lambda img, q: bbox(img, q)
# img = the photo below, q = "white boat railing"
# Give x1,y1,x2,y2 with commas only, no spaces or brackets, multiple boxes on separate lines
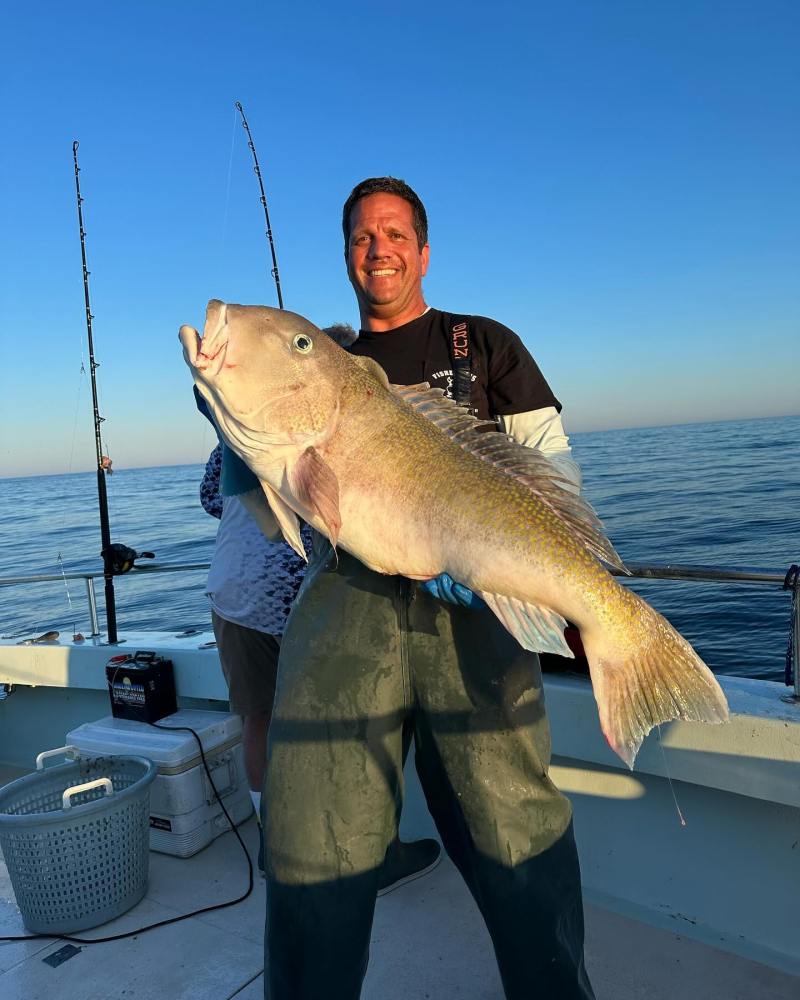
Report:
1,561,798,699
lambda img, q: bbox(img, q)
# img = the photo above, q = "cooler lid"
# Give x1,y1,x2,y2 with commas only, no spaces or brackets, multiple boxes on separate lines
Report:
66,709,242,770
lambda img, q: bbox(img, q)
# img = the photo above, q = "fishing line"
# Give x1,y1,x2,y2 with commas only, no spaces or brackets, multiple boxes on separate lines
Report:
60,304,91,493
657,724,686,827
55,322,90,542
56,552,79,639
63,367,87,487
194,108,240,469
55,364,88,544
219,105,238,261
34,359,93,638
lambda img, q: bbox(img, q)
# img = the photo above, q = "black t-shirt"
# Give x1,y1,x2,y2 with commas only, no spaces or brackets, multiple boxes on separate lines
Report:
348,308,560,422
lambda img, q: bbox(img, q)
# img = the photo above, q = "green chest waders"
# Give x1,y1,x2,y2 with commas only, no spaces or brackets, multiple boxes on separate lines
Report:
264,543,594,1000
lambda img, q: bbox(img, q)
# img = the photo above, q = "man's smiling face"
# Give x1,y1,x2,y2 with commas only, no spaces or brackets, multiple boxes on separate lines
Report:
346,192,430,330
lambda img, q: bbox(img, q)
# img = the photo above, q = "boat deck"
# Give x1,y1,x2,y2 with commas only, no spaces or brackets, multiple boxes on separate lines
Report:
1,808,798,1000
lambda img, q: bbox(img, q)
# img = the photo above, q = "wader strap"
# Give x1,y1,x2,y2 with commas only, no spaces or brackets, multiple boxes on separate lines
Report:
449,316,473,410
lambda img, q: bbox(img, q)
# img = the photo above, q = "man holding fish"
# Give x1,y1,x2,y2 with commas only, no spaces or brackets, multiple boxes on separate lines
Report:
278,176,591,998
180,177,727,999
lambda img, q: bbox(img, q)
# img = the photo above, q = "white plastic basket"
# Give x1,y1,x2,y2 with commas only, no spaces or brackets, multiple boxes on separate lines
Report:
0,746,157,935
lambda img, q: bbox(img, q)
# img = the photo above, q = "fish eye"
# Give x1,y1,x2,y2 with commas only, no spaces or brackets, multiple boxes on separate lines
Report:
292,333,313,354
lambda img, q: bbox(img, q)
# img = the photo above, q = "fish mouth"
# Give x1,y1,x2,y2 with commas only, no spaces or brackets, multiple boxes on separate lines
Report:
197,337,228,372
179,300,229,379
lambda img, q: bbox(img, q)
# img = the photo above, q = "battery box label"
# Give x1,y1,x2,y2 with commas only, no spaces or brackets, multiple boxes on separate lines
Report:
111,681,146,705
149,816,173,831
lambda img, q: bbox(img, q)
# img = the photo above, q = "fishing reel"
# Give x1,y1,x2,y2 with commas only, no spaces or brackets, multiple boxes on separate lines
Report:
101,543,155,575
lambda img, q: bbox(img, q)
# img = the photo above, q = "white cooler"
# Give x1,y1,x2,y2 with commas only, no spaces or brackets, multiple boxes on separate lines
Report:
66,709,253,858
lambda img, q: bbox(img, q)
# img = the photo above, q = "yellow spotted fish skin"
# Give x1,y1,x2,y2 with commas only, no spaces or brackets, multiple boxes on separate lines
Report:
181,300,729,767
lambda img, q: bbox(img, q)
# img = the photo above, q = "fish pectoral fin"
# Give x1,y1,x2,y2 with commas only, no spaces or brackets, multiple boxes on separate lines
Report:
352,355,390,388
480,593,574,657
256,481,308,560
289,446,342,548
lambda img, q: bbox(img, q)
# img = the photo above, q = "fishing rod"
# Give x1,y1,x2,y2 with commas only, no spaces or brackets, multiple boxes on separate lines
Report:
72,140,118,643
235,101,284,309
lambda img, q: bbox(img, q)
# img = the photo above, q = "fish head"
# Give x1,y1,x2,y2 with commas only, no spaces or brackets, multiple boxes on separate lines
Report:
180,299,347,472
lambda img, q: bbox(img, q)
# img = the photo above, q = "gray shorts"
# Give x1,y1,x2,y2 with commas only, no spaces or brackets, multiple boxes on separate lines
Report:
211,609,280,716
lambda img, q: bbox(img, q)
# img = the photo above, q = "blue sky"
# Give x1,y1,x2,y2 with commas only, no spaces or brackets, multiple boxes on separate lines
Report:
1,1,798,478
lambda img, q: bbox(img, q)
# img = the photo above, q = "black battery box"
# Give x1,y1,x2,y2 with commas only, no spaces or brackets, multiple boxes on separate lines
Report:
106,650,178,723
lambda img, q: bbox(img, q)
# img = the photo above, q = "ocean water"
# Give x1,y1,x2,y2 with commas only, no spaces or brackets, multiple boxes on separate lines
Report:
1,415,798,682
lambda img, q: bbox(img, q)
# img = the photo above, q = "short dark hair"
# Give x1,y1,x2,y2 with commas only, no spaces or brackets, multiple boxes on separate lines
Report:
321,322,358,347
342,177,428,252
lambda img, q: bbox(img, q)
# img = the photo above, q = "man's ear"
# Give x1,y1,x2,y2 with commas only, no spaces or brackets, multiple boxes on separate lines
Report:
420,243,430,277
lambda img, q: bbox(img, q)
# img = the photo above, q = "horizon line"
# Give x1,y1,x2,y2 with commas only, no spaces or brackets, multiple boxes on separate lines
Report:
2,411,798,482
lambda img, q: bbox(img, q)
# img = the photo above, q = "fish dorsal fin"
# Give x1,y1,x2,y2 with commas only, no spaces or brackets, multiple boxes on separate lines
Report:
352,355,390,388
392,383,626,573
480,593,574,657
257,481,308,560
288,446,342,549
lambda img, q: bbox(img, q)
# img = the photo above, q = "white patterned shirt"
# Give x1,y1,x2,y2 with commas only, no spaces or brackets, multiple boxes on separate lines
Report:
201,446,311,636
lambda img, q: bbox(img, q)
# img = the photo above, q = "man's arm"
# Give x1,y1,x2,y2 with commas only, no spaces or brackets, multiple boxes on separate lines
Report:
477,318,582,494
497,407,582,495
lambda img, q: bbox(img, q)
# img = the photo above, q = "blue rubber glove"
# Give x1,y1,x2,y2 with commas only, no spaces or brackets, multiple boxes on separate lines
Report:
420,573,486,609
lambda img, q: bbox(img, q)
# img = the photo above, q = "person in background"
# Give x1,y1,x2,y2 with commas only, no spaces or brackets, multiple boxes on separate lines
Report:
199,444,309,874
262,178,594,999
197,322,441,890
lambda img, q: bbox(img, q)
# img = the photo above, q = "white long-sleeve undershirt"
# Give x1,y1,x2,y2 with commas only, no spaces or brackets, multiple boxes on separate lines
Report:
497,407,582,495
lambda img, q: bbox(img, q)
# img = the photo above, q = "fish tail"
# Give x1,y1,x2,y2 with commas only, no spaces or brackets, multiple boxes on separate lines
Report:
582,589,729,769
